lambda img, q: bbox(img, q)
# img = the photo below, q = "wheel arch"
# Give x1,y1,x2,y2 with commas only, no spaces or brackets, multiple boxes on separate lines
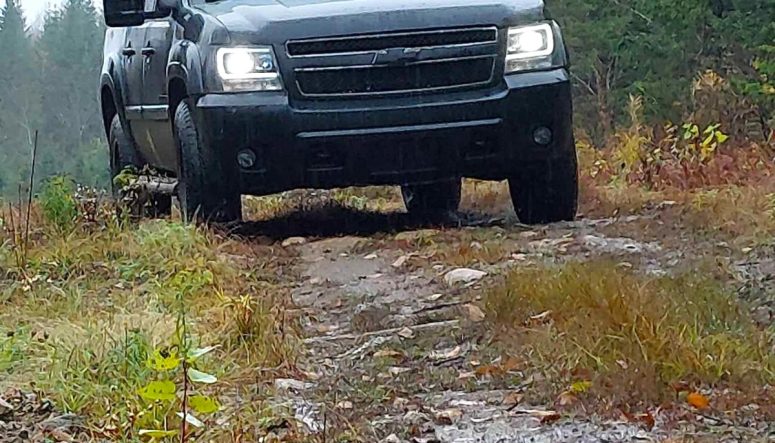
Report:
167,40,205,118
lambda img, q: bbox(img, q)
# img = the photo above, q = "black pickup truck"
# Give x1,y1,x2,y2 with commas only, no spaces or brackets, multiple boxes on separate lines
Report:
100,0,577,224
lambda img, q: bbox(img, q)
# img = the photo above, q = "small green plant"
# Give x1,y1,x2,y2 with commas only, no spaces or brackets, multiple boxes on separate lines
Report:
39,176,78,232
135,343,222,441
678,122,729,162
0,328,27,372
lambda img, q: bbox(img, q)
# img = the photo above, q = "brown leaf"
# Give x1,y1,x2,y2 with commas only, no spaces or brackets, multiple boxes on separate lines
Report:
474,364,500,377
557,391,577,406
635,412,655,430
502,392,524,407
502,356,522,372
540,412,562,424
434,408,463,425
687,392,710,410
513,408,561,424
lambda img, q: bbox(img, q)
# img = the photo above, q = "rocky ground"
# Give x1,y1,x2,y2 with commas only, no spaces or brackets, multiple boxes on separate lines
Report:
235,197,773,443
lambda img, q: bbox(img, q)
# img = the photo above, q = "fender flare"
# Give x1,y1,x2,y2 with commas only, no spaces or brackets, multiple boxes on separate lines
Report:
167,41,205,102
100,56,133,140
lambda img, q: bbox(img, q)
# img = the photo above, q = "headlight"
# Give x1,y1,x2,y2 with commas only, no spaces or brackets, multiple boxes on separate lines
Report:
216,47,283,92
506,23,556,73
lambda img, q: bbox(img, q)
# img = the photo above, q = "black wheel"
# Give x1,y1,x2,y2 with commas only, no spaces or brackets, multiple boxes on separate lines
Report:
173,100,242,224
508,149,578,224
401,179,461,217
108,114,171,218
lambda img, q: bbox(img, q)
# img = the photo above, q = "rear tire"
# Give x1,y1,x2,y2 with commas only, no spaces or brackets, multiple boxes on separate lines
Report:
508,148,578,224
173,100,242,224
108,114,171,218
401,179,461,218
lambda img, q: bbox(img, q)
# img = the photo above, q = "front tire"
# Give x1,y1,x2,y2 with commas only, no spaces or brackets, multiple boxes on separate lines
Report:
173,101,242,224
508,149,578,224
108,114,171,218
401,179,461,218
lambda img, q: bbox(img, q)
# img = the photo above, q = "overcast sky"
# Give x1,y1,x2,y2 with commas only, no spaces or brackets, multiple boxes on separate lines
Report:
1,0,100,26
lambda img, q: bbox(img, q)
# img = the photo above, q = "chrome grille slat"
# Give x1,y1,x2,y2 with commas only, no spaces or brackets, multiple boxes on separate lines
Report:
286,27,500,97
286,27,498,58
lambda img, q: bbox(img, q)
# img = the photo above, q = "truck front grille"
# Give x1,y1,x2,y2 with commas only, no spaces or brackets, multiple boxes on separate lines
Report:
286,28,497,57
295,56,495,96
286,27,500,97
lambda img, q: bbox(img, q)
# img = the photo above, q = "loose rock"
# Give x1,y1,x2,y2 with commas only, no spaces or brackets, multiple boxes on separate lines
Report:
444,268,487,286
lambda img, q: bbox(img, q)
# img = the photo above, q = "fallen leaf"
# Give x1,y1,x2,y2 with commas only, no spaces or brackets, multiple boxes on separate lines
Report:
502,356,521,372
428,346,462,361
434,408,463,425
475,364,500,377
634,412,655,430
364,253,378,260
389,367,412,376
397,327,415,339
335,400,353,410
557,391,577,406
502,392,524,407
514,409,561,424
427,293,444,301
461,304,486,322
392,255,410,268
687,392,710,410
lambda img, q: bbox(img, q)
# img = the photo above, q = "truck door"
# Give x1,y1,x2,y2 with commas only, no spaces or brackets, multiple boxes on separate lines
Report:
122,26,145,121
135,18,177,172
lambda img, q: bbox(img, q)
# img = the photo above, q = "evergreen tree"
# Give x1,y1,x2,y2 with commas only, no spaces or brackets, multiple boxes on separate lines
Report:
37,0,106,187
0,0,39,192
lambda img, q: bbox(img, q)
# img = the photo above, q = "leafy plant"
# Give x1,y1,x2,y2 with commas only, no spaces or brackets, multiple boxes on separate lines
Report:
39,176,78,232
135,343,222,441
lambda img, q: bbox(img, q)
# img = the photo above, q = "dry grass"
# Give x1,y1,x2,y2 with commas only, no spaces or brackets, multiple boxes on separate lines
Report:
0,212,298,440
484,261,774,409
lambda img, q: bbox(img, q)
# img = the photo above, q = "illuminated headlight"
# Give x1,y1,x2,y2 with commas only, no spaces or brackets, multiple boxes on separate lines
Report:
216,47,283,92
505,23,556,73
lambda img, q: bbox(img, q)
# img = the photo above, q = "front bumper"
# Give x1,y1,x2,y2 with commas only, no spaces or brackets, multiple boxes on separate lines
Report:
193,68,573,195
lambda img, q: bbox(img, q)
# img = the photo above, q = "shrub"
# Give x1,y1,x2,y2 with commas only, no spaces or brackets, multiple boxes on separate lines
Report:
39,176,78,232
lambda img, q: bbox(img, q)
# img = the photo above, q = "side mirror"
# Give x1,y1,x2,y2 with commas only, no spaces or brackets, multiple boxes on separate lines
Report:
103,0,146,27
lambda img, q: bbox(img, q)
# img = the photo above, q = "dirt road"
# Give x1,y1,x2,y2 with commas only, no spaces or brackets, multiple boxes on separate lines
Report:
231,189,774,443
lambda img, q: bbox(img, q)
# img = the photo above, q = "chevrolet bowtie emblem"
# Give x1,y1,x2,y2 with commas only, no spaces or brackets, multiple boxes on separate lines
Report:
373,47,424,66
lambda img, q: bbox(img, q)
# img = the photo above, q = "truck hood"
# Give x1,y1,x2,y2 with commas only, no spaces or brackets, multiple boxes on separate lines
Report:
198,0,545,44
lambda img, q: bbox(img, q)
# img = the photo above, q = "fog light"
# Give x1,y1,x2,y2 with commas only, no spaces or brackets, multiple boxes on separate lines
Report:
237,149,256,169
533,127,553,146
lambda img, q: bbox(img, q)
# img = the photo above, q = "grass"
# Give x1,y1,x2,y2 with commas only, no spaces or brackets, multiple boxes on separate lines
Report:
484,261,774,410
0,211,299,441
